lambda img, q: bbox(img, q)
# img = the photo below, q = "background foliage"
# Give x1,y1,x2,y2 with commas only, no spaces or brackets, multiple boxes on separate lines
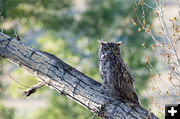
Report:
0,0,156,118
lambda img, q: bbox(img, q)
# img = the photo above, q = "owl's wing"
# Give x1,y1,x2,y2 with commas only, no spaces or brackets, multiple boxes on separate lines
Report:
115,62,139,103
118,81,139,104
121,61,135,83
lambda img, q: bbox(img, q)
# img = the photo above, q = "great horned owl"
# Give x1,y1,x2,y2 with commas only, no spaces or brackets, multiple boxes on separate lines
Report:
98,41,139,104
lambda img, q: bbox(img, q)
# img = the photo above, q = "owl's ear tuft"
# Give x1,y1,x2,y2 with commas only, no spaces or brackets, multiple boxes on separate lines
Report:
117,41,122,45
98,40,102,43
98,40,106,45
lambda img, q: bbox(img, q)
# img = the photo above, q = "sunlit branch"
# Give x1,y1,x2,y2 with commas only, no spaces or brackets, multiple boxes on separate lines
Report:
157,0,180,66
143,3,156,10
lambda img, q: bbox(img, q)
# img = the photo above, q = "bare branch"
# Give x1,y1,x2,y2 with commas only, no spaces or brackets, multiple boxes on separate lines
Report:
22,82,45,97
1,16,4,33
143,3,156,10
157,0,180,66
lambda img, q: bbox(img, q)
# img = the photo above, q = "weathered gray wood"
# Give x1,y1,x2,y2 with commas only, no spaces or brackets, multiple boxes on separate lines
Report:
0,32,159,119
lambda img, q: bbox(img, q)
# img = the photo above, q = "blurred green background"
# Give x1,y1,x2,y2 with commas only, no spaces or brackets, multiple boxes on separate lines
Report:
0,0,157,119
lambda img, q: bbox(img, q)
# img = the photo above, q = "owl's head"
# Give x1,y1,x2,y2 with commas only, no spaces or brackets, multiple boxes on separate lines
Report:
99,40,122,55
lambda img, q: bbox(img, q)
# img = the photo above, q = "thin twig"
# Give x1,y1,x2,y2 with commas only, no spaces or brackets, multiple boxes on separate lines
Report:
157,0,180,66
9,73,30,88
177,0,180,16
160,54,180,81
135,12,158,44
13,21,17,35
143,3,156,10
91,114,96,119
1,16,4,33
148,62,171,88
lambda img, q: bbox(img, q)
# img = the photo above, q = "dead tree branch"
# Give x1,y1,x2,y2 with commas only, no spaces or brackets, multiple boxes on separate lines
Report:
0,32,159,119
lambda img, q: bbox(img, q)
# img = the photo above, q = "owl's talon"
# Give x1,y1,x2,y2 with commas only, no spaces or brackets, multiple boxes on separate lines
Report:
98,102,110,113
91,102,110,119
100,86,107,94
125,102,135,108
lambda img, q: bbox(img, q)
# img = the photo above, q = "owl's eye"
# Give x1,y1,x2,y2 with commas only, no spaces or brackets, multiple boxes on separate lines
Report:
104,47,109,51
114,47,118,51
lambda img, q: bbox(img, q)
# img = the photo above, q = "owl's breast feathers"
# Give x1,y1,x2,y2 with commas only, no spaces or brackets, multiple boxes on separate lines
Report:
99,54,135,83
120,59,135,83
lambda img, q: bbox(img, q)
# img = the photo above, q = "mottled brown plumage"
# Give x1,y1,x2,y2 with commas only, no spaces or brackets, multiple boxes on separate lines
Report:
98,41,139,104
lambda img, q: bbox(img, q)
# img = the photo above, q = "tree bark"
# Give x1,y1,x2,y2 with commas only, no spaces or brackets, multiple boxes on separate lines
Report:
0,32,159,119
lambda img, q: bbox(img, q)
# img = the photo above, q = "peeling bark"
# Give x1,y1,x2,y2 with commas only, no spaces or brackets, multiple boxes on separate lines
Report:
0,32,159,119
